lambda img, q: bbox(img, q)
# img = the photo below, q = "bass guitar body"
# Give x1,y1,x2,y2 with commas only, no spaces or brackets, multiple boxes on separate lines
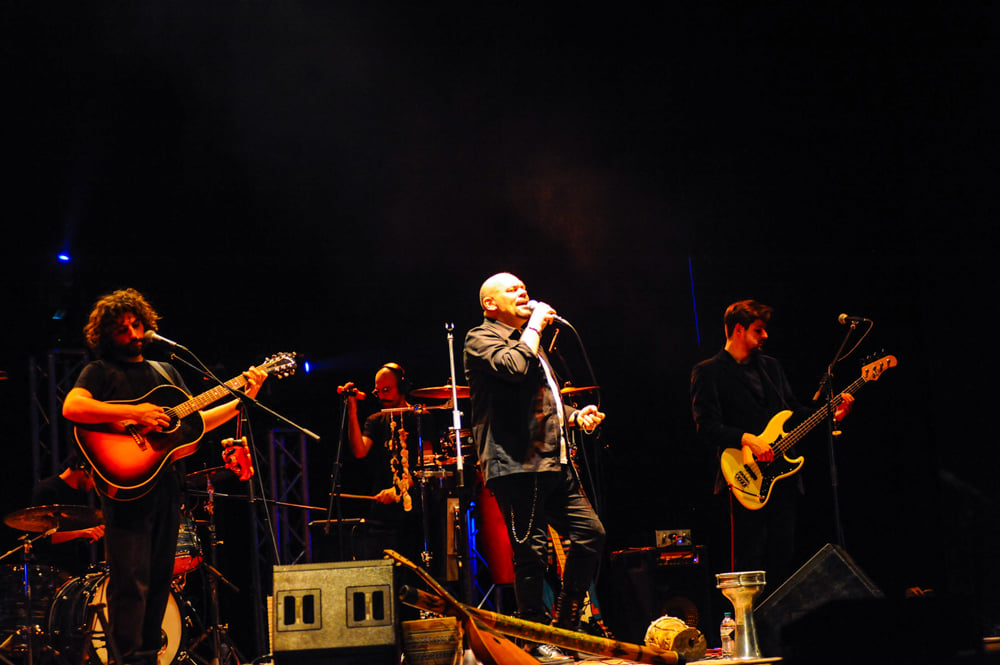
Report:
719,410,803,511
719,354,896,511
75,384,206,500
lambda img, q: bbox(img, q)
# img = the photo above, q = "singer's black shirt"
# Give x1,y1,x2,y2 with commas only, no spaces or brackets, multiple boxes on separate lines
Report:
463,317,578,485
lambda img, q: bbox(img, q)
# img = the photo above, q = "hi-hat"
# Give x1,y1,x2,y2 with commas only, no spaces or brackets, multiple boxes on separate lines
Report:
410,385,470,400
4,505,103,533
560,385,599,396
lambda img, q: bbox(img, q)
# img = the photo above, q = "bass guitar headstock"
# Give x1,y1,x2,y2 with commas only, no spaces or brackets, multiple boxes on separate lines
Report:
861,353,897,382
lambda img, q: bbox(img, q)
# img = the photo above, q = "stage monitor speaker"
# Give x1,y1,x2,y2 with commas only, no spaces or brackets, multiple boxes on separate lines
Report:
754,543,882,656
609,546,713,645
272,559,399,665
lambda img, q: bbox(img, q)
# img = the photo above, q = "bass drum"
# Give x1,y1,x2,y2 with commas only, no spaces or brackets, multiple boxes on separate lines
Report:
48,572,185,665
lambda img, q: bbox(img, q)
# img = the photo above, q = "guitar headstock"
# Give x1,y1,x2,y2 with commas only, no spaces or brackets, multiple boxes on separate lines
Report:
260,352,298,379
861,354,897,381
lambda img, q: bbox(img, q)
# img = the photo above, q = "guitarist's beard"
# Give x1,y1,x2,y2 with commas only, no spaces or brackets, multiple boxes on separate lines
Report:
110,338,144,361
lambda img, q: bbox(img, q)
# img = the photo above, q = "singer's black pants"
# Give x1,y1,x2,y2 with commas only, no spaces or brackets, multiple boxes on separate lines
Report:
487,466,605,624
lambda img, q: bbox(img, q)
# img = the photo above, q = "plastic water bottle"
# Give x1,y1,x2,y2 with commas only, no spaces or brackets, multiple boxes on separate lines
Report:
720,611,736,658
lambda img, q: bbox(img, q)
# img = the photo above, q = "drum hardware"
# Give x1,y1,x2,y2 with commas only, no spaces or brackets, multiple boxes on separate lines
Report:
716,570,766,660
0,535,52,665
182,474,243,665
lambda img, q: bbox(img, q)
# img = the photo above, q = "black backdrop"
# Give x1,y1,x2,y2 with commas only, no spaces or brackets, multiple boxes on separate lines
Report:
2,1,997,652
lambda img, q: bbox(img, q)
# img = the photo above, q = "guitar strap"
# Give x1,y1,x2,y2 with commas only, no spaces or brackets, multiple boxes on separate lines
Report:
148,360,178,387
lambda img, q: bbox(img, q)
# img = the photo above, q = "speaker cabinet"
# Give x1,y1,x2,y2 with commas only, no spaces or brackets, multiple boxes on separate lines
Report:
754,543,882,656
272,559,399,665
609,546,713,645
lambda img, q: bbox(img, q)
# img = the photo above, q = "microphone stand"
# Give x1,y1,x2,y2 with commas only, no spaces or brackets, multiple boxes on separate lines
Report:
323,395,352,560
156,347,319,662
812,321,857,550
165,352,320,443
444,323,474,605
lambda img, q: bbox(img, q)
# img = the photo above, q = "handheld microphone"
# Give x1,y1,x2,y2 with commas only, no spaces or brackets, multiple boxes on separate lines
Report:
143,330,187,349
337,385,368,400
526,299,570,326
838,313,871,325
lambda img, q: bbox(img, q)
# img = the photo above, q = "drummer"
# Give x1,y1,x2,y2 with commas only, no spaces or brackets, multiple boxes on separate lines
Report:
338,363,441,569
30,452,105,578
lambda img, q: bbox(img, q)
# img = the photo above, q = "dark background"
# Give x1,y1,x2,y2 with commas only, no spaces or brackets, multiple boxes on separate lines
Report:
2,1,997,653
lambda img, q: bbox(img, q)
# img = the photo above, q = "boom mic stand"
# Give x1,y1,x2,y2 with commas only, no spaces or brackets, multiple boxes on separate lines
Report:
153,346,318,662
812,322,857,550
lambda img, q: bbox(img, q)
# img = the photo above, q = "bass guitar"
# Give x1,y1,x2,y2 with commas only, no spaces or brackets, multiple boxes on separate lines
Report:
720,354,896,511
75,353,296,500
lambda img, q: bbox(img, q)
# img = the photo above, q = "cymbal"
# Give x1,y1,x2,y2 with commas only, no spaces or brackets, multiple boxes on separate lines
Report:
4,504,103,533
560,385,599,396
410,385,470,400
186,466,236,488
380,404,450,414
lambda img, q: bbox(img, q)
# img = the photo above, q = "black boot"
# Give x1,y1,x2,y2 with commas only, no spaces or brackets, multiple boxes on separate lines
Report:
552,592,584,632
552,592,588,661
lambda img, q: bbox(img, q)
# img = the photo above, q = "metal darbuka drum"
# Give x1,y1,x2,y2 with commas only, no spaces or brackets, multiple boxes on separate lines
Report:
173,514,203,577
48,572,185,665
716,570,766,659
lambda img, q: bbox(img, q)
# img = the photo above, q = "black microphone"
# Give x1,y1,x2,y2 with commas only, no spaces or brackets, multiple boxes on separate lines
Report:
526,299,570,326
143,330,187,349
337,385,368,400
838,313,871,325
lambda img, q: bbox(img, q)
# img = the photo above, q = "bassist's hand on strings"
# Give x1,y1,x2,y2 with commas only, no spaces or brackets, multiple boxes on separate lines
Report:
742,432,773,464
833,392,855,421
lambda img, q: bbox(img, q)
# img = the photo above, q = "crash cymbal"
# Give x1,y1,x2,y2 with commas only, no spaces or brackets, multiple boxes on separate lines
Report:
410,385,470,400
4,505,103,533
559,385,599,396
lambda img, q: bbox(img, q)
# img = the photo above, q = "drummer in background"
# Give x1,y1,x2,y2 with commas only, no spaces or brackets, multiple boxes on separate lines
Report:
338,363,441,570
30,452,105,578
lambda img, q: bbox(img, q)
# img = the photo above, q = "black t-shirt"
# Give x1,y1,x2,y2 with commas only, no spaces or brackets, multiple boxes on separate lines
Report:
74,358,188,403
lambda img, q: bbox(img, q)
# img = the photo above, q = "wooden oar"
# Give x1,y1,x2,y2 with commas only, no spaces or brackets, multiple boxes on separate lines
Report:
384,549,539,665
398,585,690,665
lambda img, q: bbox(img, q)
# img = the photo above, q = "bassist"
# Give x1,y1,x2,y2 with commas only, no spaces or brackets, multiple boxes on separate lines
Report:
690,300,853,588
62,288,267,665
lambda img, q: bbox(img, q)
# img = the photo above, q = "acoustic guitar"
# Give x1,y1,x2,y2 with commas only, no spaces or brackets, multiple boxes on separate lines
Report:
75,353,296,500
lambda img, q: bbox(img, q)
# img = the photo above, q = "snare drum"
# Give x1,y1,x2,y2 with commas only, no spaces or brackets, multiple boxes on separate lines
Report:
173,514,203,577
48,571,185,665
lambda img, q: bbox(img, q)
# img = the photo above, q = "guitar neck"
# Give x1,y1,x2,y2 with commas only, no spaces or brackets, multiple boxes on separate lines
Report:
773,373,867,455
169,375,249,420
